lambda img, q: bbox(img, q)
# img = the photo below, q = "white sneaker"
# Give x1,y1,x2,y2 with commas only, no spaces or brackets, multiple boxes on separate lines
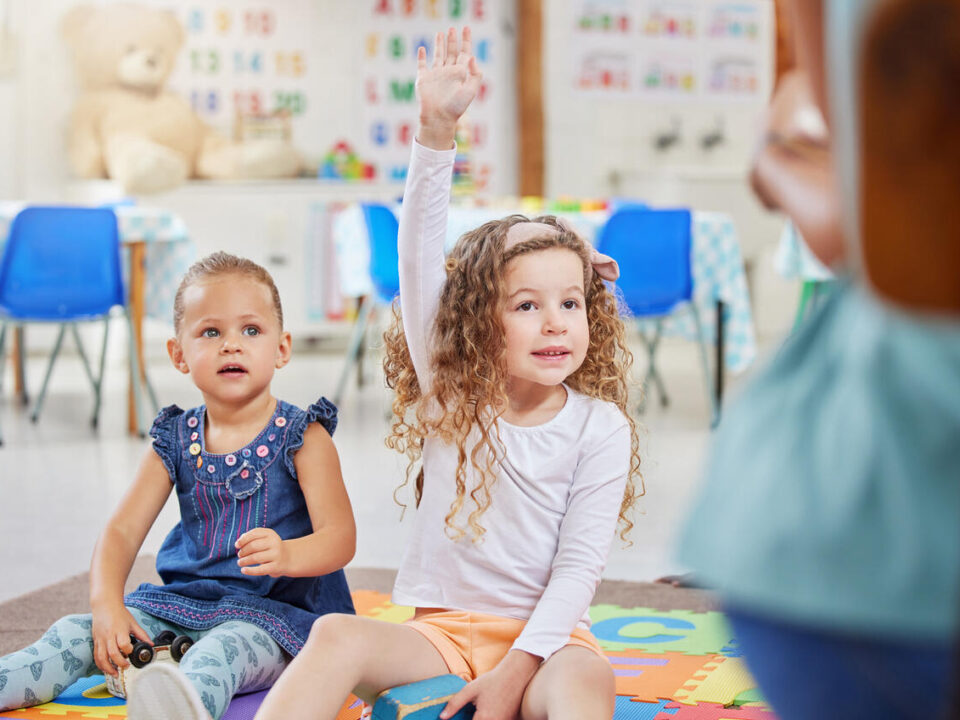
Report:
126,662,213,720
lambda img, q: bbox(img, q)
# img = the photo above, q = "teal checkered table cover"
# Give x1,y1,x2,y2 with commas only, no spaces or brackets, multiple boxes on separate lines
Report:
0,202,195,323
774,220,834,282
333,204,757,373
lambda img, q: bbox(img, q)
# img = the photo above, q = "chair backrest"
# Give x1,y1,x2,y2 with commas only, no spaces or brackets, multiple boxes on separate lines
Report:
596,207,693,316
0,206,125,320
361,203,400,303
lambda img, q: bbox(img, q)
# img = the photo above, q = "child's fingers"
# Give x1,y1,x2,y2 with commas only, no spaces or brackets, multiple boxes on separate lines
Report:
240,559,277,576
445,26,457,64
439,683,475,719
235,529,257,548
105,637,128,673
460,26,472,59
130,620,153,646
238,549,275,567
417,44,427,70
93,638,116,677
433,30,444,68
117,631,134,655
236,527,271,549
237,536,274,557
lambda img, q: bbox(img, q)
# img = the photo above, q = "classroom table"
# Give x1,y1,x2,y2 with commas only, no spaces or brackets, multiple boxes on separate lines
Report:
0,203,194,434
775,220,838,329
332,203,756,403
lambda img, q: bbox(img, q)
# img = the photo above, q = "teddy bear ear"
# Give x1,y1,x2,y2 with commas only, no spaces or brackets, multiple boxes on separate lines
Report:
160,9,186,52
61,4,94,49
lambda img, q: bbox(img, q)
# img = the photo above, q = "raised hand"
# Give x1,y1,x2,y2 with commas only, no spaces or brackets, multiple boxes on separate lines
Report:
415,26,483,150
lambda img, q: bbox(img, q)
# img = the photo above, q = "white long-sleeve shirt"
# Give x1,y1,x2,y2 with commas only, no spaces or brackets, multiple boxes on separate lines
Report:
391,140,631,661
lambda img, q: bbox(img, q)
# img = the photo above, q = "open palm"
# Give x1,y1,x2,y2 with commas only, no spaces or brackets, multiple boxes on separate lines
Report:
416,27,483,128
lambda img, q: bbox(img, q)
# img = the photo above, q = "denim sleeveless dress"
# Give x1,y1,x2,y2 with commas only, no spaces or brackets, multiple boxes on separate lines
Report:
125,397,355,656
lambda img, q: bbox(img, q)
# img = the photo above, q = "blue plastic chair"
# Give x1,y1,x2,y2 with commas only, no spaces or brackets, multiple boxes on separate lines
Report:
333,203,400,406
0,206,149,445
596,207,718,426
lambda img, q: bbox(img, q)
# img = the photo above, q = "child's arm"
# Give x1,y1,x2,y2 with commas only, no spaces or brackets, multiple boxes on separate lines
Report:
89,448,174,676
398,28,481,389
236,422,356,577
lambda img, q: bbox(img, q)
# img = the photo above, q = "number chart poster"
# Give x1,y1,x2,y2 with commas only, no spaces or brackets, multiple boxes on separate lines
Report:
359,0,502,190
160,2,324,159
571,0,773,103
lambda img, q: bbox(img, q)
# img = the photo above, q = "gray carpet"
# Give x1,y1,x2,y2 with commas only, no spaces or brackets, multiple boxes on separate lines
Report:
0,556,718,656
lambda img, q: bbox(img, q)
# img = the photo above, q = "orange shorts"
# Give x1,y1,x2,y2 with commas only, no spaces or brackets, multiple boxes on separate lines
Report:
406,609,607,681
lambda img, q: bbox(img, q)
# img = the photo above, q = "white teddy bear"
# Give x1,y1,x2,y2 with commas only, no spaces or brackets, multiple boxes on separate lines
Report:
62,3,301,193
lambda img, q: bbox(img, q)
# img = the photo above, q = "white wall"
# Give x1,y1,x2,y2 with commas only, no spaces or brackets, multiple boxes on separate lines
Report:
1,0,794,342
543,2,795,338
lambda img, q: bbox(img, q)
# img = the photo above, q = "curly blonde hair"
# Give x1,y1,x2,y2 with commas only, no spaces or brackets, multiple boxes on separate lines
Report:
383,214,643,542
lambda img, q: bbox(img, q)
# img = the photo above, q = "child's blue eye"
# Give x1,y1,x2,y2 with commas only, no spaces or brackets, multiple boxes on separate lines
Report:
202,328,219,338
242,326,261,337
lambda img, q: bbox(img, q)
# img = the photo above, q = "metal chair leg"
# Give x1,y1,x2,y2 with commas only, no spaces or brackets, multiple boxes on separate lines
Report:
16,325,27,407
31,324,67,423
333,296,373,407
89,317,110,429
143,371,159,416
0,322,6,397
689,303,719,428
648,320,668,408
70,324,98,395
637,321,668,413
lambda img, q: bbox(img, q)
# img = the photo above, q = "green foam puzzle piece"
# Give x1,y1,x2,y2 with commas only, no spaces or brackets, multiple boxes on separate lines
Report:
731,687,768,707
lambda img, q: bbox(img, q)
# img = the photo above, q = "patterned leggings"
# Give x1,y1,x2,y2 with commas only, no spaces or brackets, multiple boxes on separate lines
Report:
0,607,289,720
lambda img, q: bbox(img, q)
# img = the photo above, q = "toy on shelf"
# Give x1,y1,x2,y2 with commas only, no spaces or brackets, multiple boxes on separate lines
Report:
452,116,475,197
546,196,609,213
104,630,194,699
235,109,293,143
319,140,376,180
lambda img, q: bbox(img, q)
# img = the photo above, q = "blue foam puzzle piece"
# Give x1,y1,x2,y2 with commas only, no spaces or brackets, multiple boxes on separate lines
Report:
372,674,474,720
615,696,678,719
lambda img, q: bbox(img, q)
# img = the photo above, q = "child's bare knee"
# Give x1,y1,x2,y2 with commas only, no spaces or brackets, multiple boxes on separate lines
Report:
307,613,356,649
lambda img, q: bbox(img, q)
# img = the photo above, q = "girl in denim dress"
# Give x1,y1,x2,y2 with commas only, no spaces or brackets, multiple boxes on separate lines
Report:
0,253,356,720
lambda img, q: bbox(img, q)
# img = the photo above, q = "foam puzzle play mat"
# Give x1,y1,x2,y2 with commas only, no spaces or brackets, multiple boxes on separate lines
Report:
0,591,777,720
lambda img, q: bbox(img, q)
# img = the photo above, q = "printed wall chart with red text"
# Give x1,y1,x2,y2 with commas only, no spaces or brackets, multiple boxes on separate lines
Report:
572,0,774,103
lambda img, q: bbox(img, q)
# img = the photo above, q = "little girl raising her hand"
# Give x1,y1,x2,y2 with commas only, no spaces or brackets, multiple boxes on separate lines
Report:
0,252,356,720
255,28,641,720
